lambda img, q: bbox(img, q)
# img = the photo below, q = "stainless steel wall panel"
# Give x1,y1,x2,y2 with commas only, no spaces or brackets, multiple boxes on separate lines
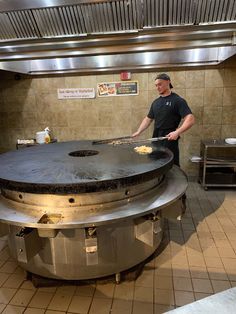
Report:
131,0,136,28
147,0,151,26
89,5,98,32
40,9,53,37
58,7,67,34
178,0,183,24
45,9,57,36
116,1,123,30
191,0,198,24
186,0,191,24
143,0,147,25
68,6,77,34
25,10,41,37
169,0,174,25
0,0,235,41
124,1,130,29
155,0,159,26
213,0,220,22
150,0,154,27
127,0,132,29
80,5,91,33
62,7,73,34
33,10,44,36
173,0,178,25
75,5,86,34
181,0,186,24
17,12,30,37
111,2,118,31
48,8,58,35
195,0,201,24
163,0,167,25
231,1,236,20
97,4,105,32
10,12,25,38
0,0,134,12
120,1,126,30
221,0,229,21
95,5,103,32
135,0,142,29
86,5,94,32
104,2,112,31
208,1,215,22
0,13,16,40
159,0,163,26
227,0,235,20
204,0,211,23
217,0,224,21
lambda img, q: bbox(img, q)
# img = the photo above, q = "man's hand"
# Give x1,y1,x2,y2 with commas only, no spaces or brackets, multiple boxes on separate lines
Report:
132,117,153,138
166,130,180,140
132,131,140,138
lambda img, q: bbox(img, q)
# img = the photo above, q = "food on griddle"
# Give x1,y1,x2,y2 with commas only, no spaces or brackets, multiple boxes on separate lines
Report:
134,146,153,154
109,140,122,145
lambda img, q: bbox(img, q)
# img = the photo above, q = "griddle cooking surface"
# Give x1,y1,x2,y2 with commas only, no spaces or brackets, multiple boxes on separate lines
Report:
0,141,173,193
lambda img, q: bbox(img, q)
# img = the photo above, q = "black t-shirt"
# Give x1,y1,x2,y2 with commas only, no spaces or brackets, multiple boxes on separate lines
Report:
147,92,192,131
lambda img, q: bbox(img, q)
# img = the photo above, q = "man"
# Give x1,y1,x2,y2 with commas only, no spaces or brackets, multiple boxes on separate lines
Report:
133,73,195,166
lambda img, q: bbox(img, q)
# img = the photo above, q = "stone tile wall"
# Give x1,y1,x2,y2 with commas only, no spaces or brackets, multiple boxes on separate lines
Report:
0,55,236,176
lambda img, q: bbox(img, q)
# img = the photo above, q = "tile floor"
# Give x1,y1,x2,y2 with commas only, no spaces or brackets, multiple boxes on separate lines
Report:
0,181,235,314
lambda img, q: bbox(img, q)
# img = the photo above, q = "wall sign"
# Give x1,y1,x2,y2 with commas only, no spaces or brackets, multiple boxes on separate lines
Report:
97,81,138,97
57,88,95,99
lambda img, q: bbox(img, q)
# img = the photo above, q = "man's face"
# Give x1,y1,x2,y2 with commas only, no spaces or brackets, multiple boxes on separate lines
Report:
155,79,170,95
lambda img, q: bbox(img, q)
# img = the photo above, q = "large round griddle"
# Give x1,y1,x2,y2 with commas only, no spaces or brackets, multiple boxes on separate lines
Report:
0,141,173,194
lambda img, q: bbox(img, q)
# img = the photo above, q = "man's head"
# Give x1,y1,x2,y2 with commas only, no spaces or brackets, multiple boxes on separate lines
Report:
154,73,173,95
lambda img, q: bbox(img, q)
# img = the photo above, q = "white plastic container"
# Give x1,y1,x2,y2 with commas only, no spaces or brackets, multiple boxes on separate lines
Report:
36,131,47,144
225,138,236,144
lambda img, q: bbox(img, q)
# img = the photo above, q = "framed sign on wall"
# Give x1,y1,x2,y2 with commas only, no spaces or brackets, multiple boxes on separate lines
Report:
97,81,139,97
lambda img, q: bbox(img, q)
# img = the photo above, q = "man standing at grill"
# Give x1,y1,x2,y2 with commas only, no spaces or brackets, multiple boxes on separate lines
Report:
133,73,195,166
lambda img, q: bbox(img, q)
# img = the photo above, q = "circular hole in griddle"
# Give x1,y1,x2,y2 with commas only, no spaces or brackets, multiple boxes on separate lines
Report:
69,198,75,203
69,150,99,157
19,194,23,199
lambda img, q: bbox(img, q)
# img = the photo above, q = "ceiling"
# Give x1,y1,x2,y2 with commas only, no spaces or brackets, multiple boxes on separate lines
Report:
0,0,235,75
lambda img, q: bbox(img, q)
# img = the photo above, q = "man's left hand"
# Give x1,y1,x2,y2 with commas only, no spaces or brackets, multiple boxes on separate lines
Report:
166,130,180,140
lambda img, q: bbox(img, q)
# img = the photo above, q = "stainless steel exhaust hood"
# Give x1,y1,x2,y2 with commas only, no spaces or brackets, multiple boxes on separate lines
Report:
0,0,235,75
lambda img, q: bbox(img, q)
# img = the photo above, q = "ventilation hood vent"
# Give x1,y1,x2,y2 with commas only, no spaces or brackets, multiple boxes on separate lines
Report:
0,0,235,75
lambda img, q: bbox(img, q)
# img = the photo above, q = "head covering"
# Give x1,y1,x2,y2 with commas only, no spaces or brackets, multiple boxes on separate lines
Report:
155,73,173,89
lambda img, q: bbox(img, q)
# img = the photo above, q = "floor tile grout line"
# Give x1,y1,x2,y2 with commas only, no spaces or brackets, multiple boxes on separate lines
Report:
190,183,234,289
87,281,98,314
201,185,236,282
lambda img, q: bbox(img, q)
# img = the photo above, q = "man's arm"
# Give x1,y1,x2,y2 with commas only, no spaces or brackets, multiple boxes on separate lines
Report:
166,114,195,140
132,116,153,137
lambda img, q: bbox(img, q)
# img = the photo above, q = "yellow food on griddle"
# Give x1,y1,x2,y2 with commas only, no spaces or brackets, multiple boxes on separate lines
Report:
134,146,153,154
109,140,122,145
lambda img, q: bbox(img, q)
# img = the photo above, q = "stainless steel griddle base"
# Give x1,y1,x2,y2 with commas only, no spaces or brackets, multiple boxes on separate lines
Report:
0,141,187,280
1,167,187,280
8,220,163,280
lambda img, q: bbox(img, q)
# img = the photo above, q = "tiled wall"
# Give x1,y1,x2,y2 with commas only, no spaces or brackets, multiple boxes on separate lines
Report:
0,56,236,176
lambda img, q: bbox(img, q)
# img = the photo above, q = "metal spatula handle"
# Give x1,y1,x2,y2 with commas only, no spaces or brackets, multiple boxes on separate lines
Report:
132,136,168,144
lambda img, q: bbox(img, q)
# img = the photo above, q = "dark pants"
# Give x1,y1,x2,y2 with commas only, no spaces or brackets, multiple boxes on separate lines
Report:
153,129,186,214
153,128,180,166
